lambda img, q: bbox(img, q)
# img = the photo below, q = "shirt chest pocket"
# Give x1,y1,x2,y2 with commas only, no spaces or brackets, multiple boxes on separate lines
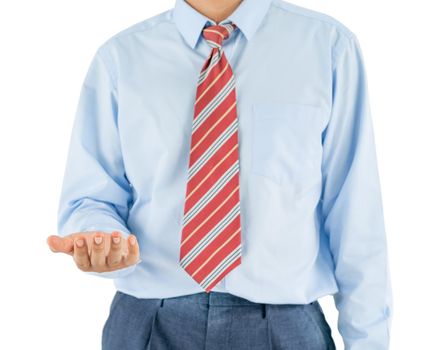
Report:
251,102,326,191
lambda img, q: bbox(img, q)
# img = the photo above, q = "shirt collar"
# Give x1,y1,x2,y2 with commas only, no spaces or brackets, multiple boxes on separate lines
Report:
173,0,272,49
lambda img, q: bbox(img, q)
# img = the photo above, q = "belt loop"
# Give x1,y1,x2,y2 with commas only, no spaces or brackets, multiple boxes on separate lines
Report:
262,304,266,318
160,298,164,307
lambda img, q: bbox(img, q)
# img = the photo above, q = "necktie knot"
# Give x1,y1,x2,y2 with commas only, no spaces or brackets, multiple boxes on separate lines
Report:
202,22,237,49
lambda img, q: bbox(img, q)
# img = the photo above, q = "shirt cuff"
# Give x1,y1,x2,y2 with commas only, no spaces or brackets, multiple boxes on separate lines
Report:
84,259,141,279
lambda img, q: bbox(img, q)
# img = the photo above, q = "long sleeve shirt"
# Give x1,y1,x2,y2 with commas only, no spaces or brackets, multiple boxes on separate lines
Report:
57,0,393,348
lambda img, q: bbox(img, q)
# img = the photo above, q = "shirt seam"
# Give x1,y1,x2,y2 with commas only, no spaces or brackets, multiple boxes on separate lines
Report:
270,0,355,42
96,17,174,86
332,33,354,71
106,17,173,45
95,48,117,92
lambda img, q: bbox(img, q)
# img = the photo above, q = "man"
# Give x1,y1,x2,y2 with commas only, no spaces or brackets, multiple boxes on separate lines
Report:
47,0,393,349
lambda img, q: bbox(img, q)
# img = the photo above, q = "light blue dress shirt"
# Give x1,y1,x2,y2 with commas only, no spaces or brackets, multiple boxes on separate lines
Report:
57,0,393,348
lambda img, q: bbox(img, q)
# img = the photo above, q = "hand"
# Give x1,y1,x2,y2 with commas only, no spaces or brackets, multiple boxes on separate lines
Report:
46,231,140,273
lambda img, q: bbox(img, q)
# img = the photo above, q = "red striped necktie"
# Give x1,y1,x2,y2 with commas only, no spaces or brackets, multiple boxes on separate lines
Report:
179,22,242,292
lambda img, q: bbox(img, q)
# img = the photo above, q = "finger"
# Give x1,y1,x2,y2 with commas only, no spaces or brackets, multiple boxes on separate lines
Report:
69,232,94,252
107,231,123,268
124,235,140,266
46,235,74,256
90,233,107,272
73,237,91,271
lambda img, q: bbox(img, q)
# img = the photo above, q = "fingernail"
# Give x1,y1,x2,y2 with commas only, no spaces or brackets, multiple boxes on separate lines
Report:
76,239,84,248
129,236,136,245
94,236,103,245
112,235,120,244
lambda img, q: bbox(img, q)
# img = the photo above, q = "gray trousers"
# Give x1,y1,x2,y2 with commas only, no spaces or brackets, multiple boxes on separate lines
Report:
102,290,336,350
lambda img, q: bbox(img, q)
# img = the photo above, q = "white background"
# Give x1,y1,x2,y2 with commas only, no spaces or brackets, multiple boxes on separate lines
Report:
0,0,432,349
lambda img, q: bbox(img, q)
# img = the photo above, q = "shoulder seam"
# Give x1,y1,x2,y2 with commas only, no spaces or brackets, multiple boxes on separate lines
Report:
101,10,173,47
95,47,117,91
95,9,173,85
332,31,358,70
112,18,173,41
270,0,355,41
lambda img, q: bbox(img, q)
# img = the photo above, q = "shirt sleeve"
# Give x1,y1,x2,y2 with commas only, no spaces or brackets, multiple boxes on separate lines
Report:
57,45,138,279
320,33,393,349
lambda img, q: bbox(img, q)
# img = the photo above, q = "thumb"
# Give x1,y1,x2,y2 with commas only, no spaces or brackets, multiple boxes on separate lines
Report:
46,235,74,255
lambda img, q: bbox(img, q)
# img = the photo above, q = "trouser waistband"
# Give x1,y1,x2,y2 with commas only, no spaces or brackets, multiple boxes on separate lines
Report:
163,291,262,306
159,291,314,307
